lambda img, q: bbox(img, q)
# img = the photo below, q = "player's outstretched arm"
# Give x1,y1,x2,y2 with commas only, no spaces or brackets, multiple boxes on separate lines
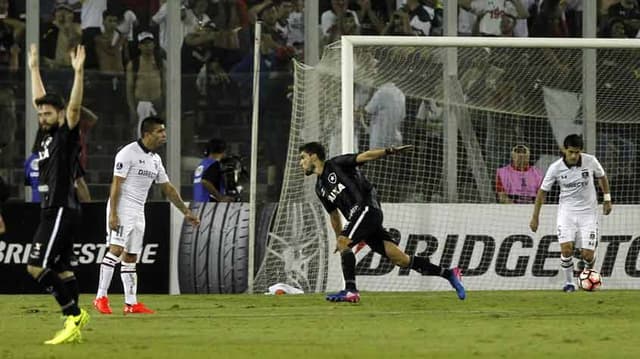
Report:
529,189,547,232
355,145,414,164
66,45,86,129
28,44,46,108
598,176,612,215
160,182,200,226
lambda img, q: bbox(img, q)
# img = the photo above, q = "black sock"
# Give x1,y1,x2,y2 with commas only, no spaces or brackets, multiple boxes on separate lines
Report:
36,269,80,316
341,250,357,291
61,275,79,305
410,256,451,277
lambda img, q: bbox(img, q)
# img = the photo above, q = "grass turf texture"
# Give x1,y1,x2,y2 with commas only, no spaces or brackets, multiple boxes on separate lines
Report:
1,291,637,358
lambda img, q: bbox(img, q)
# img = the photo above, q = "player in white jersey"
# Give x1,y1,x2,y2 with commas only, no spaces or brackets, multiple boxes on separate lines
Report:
529,134,612,292
94,116,199,314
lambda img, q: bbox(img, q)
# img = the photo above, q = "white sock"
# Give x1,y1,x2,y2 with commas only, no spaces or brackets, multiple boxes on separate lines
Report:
120,261,137,305
97,252,120,298
560,255,574,285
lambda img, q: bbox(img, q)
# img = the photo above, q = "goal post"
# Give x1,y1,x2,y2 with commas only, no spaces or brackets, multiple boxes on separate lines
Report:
253,36,640,293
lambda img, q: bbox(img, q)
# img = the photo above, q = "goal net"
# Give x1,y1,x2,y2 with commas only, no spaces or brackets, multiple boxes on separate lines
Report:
253,37,640,293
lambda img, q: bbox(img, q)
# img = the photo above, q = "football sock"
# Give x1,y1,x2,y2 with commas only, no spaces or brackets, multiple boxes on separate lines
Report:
341,250,357,292
121,261,138,305
584,257,596,270
560,254,574,284
61,275,79,304
97,251,120,298
410,255,450,277
37,269,80,316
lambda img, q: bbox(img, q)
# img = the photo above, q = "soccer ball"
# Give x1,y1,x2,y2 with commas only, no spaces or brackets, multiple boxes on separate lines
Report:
578,269,602,291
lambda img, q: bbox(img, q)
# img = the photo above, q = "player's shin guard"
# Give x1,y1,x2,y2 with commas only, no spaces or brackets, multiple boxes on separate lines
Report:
560,255,574,284
410,255,449,277
121,262,138,305
61,275,79,304
97,252,120,298
36,269,80,316
341,250,357,292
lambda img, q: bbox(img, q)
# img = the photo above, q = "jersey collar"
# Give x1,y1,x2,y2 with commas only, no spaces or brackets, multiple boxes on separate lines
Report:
137,139,152,154
562,155,582,168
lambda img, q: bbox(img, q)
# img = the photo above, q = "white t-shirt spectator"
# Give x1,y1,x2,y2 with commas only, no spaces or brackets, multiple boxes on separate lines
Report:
183,8,211,35
458,8,477,35
364,82,406,148
68,0,106,29
287,10,304,46
513,0,535,37
469,0,517,36
320,9,360,37
152,3,186,51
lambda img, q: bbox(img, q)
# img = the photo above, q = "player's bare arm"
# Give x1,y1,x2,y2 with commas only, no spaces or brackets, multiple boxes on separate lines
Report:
355,145,414,164
598,176,612,215
28,44,46,108
201,178,231,202
529,189,547,232
108,176,125,231
0,214,5,235
66,45,86,129
159,182,200,226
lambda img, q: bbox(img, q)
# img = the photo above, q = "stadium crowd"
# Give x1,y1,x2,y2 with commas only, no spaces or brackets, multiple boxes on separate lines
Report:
0,0,639,204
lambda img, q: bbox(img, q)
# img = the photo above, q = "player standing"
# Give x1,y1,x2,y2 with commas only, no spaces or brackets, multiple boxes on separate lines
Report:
93,116,199,314
299,142,465,302
25,44,90,344
530,134,612,292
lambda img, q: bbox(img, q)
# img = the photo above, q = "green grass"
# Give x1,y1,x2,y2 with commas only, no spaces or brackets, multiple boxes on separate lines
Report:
1,291,638,358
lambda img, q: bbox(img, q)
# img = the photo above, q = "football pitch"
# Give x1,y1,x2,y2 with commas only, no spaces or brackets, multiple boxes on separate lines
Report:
1,291,638,359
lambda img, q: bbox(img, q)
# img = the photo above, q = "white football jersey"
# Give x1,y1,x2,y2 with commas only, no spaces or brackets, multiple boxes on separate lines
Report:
540,153,605,212
110,140,169,213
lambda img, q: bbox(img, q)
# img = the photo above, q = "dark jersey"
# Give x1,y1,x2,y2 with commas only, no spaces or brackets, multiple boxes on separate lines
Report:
315,154,379,221
37,123,81,209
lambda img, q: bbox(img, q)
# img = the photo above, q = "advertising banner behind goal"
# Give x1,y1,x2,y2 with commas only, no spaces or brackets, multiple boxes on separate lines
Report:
324,204,640,291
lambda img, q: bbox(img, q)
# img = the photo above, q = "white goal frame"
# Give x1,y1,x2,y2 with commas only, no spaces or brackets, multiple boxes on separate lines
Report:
340,36,640,201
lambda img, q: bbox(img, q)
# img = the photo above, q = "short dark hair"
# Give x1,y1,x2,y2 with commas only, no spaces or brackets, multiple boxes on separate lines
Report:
299,142,326,161
35,93,66,111
563,134,584,149
205,138,226,156
140,116,164,137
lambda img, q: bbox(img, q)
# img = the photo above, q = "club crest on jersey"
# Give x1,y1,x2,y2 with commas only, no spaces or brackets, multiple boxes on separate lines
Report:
116,162,123,170
328,172,337,184
582,170,589,178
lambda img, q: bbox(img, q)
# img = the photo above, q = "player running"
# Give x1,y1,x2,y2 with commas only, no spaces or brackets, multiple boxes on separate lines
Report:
530,134,612,292
299,142,466,303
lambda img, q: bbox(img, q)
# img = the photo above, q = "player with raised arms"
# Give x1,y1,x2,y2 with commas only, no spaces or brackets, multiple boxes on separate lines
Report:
299,142,466,302
530,134,612,292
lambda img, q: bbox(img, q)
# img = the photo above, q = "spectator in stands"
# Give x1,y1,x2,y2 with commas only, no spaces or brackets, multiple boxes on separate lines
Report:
0,0,22,174
152,0,188,54
496,144,542,204
193,138,234,202
403,0,443,36
608,0,640,37
40,3,80,69
364,82,406,149
327,11,360,43
459,0,529,36
126,32,164,136
321,0,360,44
383,10,413,35
531,0,568,37
95,10,126,73
607,18,631,37
500,13,517,36
68,0,107,69
353,0,385,35
208,0,243,49
286,0,304,50
184,0,211,35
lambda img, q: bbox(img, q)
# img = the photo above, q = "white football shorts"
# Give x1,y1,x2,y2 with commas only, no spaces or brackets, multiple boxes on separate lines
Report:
105,209,146,254
556,210,599,250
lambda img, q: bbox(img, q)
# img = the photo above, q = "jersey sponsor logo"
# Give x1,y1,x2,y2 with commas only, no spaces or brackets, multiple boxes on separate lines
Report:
0,241,159,264
563,181,588,189
353,230,640,278
327,183,345,203
137,169,158,178
194,165,204,177
328,172,337,184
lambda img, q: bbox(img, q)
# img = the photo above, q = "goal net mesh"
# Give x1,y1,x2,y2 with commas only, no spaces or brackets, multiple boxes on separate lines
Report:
253,41,640,293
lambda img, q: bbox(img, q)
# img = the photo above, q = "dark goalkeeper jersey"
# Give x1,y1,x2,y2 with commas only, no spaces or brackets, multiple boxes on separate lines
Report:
37,123,81,209
315,154,380,221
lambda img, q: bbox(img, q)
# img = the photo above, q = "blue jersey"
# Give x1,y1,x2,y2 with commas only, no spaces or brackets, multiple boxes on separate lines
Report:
24,153,41,203
193,157,225,202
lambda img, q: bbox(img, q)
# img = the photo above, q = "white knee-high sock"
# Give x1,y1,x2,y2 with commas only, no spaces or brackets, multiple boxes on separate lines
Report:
560,255,574,284
121,262,137,305
97,252,120,298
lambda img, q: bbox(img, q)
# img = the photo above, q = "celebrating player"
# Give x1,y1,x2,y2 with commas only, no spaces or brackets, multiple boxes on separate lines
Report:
93,116,200,314
299,142,466,302
25,44,90,344
529,134,612,292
